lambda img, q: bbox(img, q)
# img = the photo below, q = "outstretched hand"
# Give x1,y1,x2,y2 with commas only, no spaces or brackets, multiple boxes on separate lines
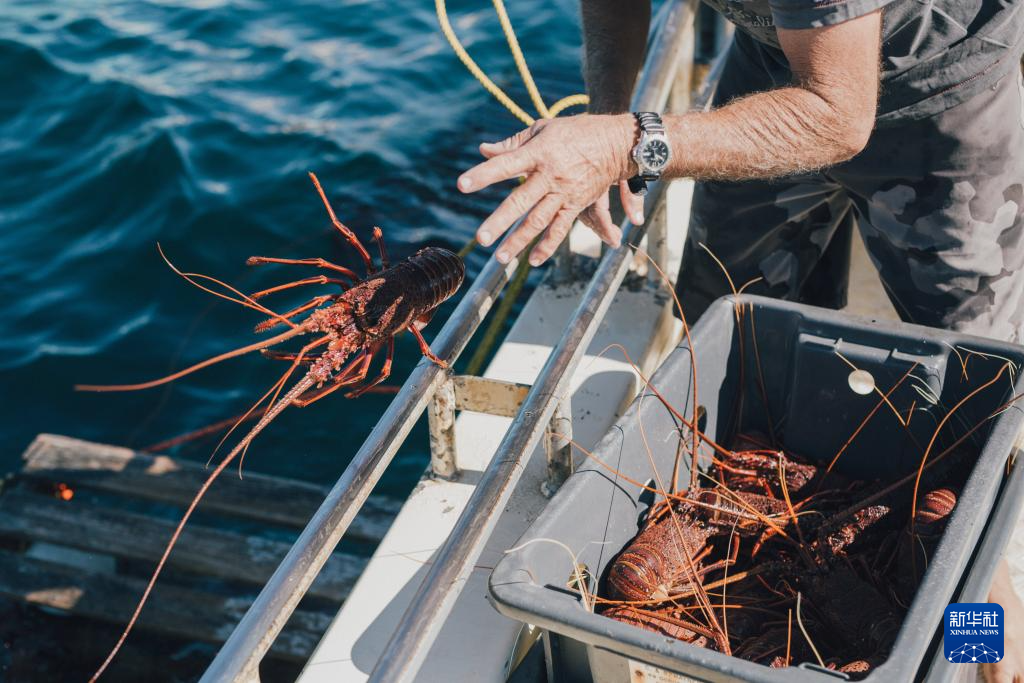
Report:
457,114,643,266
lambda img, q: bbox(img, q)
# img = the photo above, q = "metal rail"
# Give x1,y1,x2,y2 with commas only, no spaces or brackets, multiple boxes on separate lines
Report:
369,4,730,682
201,232,517,683
201,1,713,680
368,181,668,682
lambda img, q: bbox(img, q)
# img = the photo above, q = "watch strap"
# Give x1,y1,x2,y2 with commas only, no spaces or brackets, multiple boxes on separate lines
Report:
627,175,648,196
634,111,664,134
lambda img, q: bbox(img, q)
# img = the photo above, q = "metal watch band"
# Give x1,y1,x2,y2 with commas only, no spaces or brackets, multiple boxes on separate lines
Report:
634,111,664,134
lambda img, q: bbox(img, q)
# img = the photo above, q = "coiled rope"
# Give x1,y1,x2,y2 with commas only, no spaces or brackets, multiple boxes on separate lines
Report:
436,0,588,373
435,0,588,125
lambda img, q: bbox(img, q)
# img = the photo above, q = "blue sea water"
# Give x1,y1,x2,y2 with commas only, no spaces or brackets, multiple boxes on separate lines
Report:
0,0,586,497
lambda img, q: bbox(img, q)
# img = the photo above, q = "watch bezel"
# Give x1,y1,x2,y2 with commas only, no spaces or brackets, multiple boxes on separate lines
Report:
642,135,671,172
631,131,672,175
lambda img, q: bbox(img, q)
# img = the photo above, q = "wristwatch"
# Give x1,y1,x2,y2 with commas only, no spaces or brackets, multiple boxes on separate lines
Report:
627,112,671,196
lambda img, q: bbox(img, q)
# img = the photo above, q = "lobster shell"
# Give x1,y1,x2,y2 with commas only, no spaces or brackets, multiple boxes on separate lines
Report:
914,487,957,535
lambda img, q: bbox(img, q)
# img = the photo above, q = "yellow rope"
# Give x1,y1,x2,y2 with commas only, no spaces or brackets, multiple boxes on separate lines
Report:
434,0,588,125
548,93,590,118
457,238,478,259
490,0,550,119
465,249,533,375
442,0,588,261
435,0,534,125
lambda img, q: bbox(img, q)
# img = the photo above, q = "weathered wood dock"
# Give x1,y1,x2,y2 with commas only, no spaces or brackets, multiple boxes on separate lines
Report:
0,434,397,662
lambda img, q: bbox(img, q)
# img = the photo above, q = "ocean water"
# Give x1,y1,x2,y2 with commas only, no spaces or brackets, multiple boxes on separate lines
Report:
0,0,586,498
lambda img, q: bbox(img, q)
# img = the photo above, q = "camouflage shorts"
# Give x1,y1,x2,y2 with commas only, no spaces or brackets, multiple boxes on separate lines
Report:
676,50,1024,343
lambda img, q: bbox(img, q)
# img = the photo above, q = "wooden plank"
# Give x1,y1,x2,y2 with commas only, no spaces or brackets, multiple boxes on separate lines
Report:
21,435,398,542
0,490,363,603
0,550,330,661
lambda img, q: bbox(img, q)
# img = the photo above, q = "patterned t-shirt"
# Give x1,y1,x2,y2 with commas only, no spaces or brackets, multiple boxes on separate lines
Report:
701,0,1024,124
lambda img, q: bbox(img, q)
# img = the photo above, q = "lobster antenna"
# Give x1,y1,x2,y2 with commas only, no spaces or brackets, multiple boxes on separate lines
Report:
88,372,316,682
157,243,299,330
75,325,306,392
207,359,301,470
594,342,732,459
233,341,326,476
142,409,267,453
630,247,702,492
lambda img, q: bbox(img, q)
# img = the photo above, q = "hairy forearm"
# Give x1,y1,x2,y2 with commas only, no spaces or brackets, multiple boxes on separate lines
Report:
662,85,874,180
459,11,882,266
581,0,650,114
657,14,881,181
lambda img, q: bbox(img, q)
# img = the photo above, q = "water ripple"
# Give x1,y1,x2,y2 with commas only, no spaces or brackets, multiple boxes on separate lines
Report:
0,0,585,493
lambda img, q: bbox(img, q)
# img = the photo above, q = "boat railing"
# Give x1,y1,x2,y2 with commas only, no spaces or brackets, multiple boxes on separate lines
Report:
200,1,725,679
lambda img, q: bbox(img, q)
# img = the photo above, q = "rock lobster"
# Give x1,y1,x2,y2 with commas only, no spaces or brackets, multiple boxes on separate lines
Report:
598,431,963,678
76,172,465,680
562,254,1013,678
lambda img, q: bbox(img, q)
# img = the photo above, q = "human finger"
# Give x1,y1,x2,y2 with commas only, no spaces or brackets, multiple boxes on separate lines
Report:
476,173,548,247
495,193,562,264
619,180,645,225
458,150,534,193
529,208,577,265
478,121,547,158
588,204,622,248
588,195,618,240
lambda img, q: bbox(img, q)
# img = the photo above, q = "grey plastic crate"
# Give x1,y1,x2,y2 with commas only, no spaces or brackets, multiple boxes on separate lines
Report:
489,295,1024,683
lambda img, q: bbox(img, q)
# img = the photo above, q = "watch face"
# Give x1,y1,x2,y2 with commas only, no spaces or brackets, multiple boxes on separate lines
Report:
642,139,670,170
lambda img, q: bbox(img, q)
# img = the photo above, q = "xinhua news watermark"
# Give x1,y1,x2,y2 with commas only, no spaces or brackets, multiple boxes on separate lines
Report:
944,603,1004,664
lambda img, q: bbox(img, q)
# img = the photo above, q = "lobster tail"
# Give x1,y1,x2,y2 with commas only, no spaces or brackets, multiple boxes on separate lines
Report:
406,247,465,311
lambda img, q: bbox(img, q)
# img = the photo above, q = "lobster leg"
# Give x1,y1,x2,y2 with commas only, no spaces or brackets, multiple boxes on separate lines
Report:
255,295,339,333
678,539,741,588
246,256,360,281
347,338,394,398
752,525,784,557
372,227,390,268
291,350,374,408
308,172,375,275
261,350,323,364
409,326,447,368
290,374,355,408
645,499,679,527
249,275,352,300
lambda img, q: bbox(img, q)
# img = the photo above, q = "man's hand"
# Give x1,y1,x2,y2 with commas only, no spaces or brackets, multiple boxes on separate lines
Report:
459,9,881,268
457,114,640,266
